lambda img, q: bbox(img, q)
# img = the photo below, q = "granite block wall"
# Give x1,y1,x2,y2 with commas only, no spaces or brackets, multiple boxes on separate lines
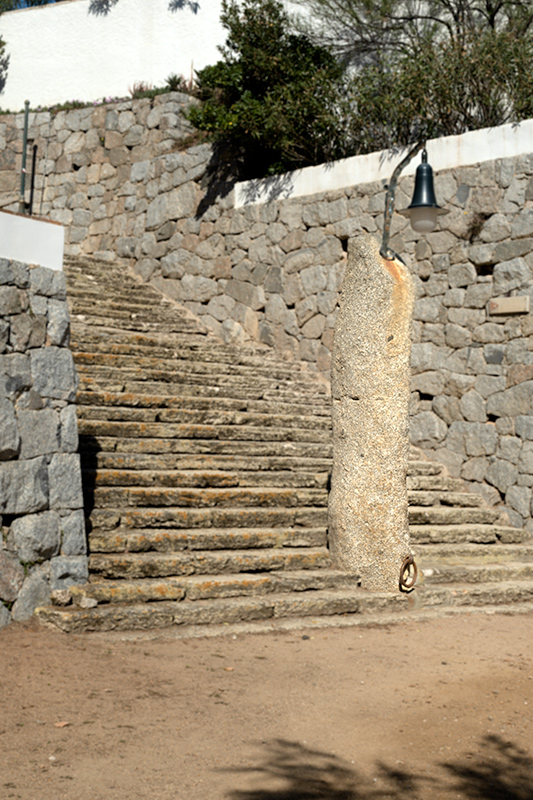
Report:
3,97,533,529
0,259,86,628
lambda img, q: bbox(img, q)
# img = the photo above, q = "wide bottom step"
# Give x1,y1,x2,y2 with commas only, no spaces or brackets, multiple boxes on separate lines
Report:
36,579,533,633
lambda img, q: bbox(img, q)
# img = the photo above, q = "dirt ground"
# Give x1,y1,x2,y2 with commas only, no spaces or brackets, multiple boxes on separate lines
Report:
0,613,532,800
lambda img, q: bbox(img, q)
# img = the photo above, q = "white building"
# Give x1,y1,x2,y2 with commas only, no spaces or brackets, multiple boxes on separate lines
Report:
0,0,225,111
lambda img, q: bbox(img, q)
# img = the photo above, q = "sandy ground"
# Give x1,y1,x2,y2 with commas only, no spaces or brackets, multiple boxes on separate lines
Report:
0,613,532,800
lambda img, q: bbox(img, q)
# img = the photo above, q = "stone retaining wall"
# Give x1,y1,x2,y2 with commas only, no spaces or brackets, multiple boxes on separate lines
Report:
3,97,533,530
0,259,86,628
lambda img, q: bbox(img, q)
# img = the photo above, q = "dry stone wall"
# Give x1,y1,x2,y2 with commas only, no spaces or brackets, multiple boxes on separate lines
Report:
2,97,533,529
0,259,86,628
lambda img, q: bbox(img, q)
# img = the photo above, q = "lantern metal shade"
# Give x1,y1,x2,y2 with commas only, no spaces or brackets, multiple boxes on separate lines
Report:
399,149,449,233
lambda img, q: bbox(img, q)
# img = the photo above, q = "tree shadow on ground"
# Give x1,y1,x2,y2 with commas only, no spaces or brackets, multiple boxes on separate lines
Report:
223,735,533,800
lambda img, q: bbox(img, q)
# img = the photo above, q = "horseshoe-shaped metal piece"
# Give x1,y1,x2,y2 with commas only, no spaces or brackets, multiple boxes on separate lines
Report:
399,555,417,593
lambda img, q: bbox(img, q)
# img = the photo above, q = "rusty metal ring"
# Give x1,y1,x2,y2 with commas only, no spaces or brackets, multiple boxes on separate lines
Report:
399,555,417,593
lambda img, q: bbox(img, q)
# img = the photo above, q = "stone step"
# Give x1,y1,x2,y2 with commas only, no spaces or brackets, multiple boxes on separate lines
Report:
70,568,356,605
70,338,303,367
88,526,328,553
408,506,500,525
86,468,329,489
76,405,332,430
71,313,204,334
88,486,328,509
75,390,331,417
80,436,333,459
419,561,533,585
409,523,529,544
406,474,464,491
72,324,211,350
407,491,483,507
79,451,333,474
413,541,533,563
74,367,326,397
35,580,533,633
78,377,330,404
78,419,331,444
88,505,328,530
88,546,332,579
73,352,318,383
406,460,444,477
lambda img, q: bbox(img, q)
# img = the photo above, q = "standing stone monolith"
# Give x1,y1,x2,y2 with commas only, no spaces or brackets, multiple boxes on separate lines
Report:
329,234,415,592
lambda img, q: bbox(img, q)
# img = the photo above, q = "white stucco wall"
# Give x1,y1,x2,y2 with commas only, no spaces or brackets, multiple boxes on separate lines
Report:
0,0,225,112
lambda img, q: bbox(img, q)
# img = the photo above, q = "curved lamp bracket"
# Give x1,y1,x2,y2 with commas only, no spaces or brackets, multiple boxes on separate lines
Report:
380,140,425,262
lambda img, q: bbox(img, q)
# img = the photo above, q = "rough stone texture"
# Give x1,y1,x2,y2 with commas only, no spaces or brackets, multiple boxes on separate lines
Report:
0,259,86,625
2,98,533,528
11,565,51,621
10,511,60,562
329,235,414,591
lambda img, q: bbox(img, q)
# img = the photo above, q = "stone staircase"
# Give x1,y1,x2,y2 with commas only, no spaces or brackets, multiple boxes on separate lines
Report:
36,256,533,635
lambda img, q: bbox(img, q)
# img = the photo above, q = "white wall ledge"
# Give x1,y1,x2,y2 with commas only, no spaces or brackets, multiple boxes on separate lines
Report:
235,118,533,207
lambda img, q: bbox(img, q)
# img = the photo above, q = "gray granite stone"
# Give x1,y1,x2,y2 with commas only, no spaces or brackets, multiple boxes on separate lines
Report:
485,460,518,493
0,398,20,460
60,510,87,556
0,457,48,514
0,602,10,628
17,408,60,458
48,453,83,509
0,550,24,602
59,405,79,452
30,348,79,401
11,511,60,562
410,410,447,448
50,555,89,590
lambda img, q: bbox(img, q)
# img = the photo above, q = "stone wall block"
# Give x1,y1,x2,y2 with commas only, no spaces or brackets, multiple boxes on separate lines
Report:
59,406,79,453
0,286,27,315
485,460,518,493
11,511,60,562
17,408,60,459
47,299,70,346
493,258,532,294
60,510,87,556
410,410,448,448
31,348,79,401
0,457,49,515
48,453,83,510
30,267,66,299
0,397,20,459
0,551,24,602
448,263,477,288
11,564,51,621
459,390,487,422
50,556,89,591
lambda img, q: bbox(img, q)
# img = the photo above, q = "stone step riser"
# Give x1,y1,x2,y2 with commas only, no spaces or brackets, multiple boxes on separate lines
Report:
89,506,328,530
70,568,358,605
87,486,328,509
78,420,331,444
76,406,332,430
80,436,333,459
410,523,528,544
81,453,333,473
420,562,533,585
73,352,314,380
75,390,332,417
88,527,328,553
414,543,533,563
85,469,329,489
78,379,329,403
89,547,331,579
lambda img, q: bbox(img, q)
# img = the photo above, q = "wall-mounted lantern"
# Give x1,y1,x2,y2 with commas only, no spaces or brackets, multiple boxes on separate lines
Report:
380,141,449,261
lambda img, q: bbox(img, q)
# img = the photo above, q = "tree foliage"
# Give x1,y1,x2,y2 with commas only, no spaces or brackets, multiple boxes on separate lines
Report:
188,0,352,179
350,27,533,151
292,0,533,67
